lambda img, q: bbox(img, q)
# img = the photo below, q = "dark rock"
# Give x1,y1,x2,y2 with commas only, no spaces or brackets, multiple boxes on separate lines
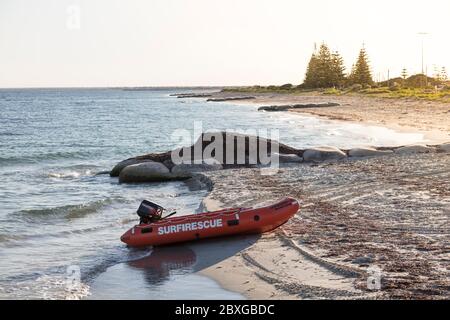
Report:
171,162,223,175
118,161,190,183
170,131,300,166
272,153,303,163
183,174,213,191
258,102,340,112
206,96,256,102
436,142,450,153
110,158,155,177
303,146,346,162
351,256,374,265
111,132,301,181
349,147,393,157
170,93,213,98
394,145,436,154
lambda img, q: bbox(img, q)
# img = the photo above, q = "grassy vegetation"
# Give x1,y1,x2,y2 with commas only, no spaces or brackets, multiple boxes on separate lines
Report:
222,84,450,102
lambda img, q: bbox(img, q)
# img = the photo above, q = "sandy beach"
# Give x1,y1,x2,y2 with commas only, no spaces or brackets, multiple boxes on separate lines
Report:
197,152,449,299
187,91,449,299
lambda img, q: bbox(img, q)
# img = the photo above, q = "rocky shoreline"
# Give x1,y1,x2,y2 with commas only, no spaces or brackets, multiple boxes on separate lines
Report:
258,102,340,112
170,93,214,98
110,131,449,184
206,96,256,102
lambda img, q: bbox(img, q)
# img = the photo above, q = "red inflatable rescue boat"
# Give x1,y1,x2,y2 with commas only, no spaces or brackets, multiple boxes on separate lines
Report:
121,197,300,247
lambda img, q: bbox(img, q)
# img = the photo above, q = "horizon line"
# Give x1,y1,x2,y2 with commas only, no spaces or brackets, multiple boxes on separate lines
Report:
0,85,236,90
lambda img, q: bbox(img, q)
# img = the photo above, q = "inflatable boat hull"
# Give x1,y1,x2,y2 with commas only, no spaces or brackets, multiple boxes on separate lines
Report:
121,197,299,247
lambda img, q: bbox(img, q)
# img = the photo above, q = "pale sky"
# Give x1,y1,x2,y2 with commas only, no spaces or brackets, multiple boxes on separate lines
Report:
0,0,449,88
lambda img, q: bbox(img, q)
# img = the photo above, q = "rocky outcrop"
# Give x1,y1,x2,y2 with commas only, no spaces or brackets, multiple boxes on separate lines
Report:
303,146,347,162
207,96,256,102
349,147,393,157
436,143,450,153
162,131,300,167
110,152,172,177
394,145,436,154
273,153,303,163
111,132,299,180
258,102,340,112
110,132,450,184
118,161,190,183
110,158,153,177
171,162,223,175
170,93,213,98
183,174,214,192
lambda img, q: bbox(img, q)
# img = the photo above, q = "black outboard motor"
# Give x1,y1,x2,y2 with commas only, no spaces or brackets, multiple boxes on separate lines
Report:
137,200,164,224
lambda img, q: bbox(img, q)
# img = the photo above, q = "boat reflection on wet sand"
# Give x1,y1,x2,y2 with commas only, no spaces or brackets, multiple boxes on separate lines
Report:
87,236,257,299
127,246,196,285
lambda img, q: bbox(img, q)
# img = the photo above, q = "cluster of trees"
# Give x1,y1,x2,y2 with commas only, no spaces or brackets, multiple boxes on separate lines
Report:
400,67,448,83
302,43,373,89
380,73,448,88
302,43,449,90
433,66,448,82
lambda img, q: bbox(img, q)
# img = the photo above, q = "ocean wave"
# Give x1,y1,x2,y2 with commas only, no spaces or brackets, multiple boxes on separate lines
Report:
0,150,98,166
14,197,126,222
0,131,24,136
0,272,91,300
45,164,109,179
0,233,26,244
2,226,114,246
47,169,93,179
0,218,136,249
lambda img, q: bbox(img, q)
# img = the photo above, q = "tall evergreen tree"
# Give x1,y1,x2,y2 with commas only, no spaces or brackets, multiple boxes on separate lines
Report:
303,43,345,88
349,47,373,86
314,43,333,88
303,52,319,88
401,68,408,80
441,67,448,82
331,51,346,87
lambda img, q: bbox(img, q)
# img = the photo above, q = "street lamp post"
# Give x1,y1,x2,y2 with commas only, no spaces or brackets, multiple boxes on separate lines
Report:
418,32,429,87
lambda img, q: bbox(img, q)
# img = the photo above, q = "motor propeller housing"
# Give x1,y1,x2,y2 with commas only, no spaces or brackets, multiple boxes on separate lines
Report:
137,200,164,224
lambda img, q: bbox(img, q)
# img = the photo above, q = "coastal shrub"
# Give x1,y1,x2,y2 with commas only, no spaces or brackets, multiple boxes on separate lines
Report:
360,87,391,94
348,84,363,92
389,82,401,91
323,88,341,95
280,83,293,90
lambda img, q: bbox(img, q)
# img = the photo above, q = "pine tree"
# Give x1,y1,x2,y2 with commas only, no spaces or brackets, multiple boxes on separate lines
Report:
350,47,373,86
331,51,346,87
401,68,408,80
349,64,356,79
401,68,408,87
433,65,441,81
441,67,448,82
303,43,349,88
315,43,333,88
303,52,319,88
